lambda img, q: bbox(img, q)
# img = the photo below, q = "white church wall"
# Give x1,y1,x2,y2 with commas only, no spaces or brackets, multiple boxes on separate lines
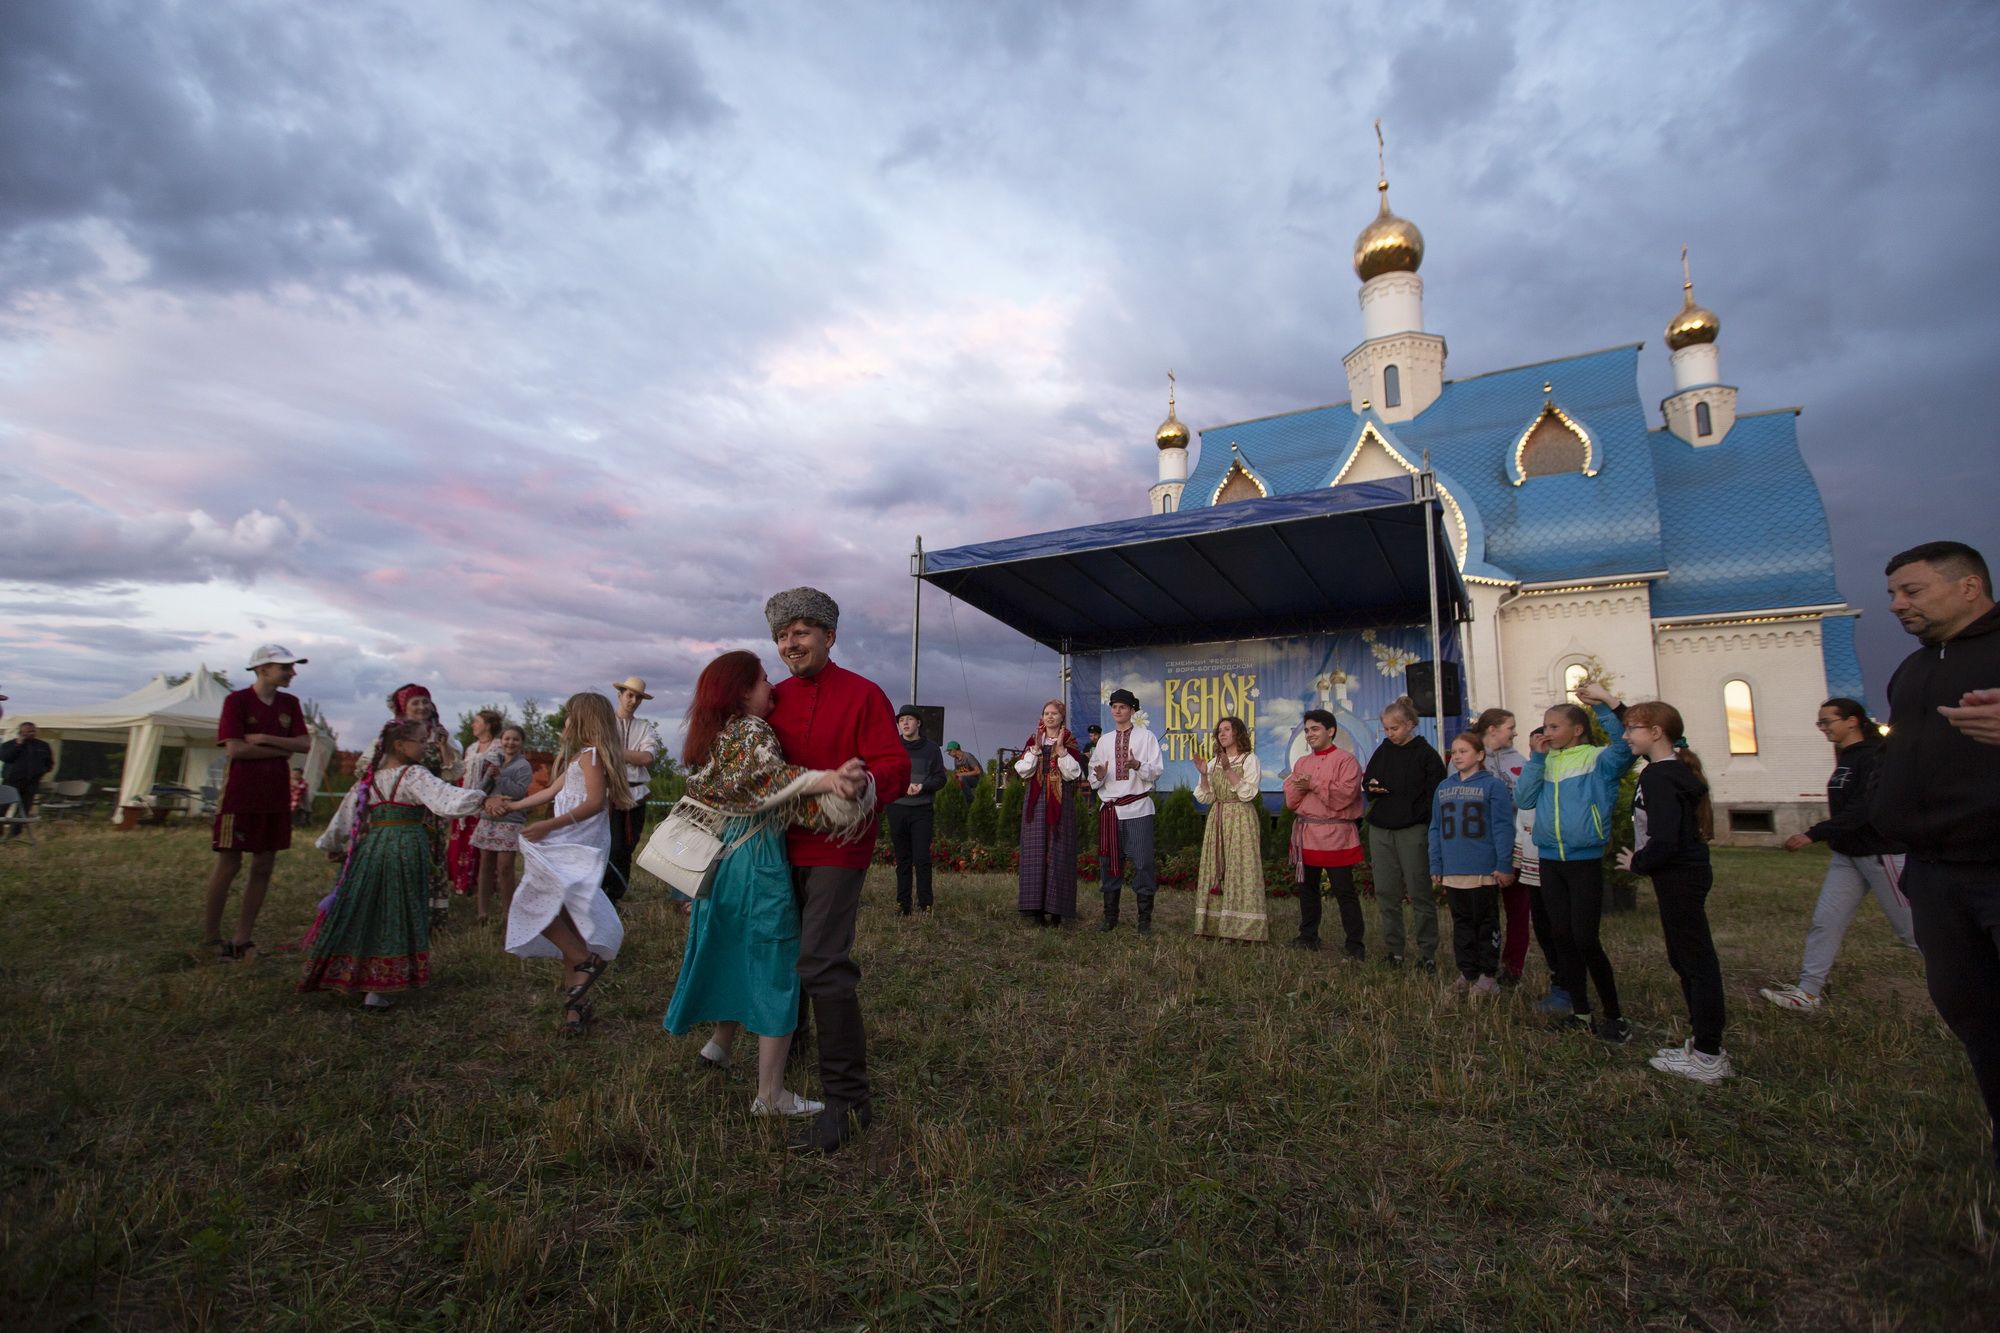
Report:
1495,583,1661,720
1462,583,1509,714
1653,619,1832,845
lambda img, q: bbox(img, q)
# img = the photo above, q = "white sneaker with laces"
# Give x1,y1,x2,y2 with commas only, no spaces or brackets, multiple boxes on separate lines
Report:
752,1089,826,1118
1648,1039,1733,1085
1758,983,1822,1012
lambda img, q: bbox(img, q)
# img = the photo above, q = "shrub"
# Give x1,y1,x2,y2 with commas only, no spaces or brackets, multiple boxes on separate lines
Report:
934,776,968,838
1153,787,1202,857
965,775,998,846
997,779,1025,849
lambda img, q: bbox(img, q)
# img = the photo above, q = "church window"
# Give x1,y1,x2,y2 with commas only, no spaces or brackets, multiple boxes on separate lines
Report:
1213,458,1267,505
1163,493,1177,513
1695,401,1712,437
1383,364,1401,409
1515,405,1592,480
1562,662,1590,701
1723,679,1758,754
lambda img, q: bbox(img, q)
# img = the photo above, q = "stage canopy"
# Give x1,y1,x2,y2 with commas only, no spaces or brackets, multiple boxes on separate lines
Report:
920,477,1469,653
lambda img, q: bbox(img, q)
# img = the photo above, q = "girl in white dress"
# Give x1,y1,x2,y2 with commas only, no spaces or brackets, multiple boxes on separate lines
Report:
493,692,636,1036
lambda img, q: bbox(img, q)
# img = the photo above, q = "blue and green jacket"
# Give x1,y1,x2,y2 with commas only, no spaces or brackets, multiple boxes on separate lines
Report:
1512,703,1635,863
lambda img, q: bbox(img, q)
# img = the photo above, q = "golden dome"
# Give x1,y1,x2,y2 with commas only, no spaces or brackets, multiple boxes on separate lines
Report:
1155,372,1190,450
1665,284,1720,350
1354,181,1424,281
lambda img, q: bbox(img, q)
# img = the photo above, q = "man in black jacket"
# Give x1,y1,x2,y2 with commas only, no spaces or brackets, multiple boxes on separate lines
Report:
1872,540,2000,1169
889,706,948,916
1,721,55,836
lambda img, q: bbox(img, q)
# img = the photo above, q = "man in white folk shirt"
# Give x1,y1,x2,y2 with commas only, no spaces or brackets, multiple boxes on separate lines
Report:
605,676,664,905
1088,688,1165,934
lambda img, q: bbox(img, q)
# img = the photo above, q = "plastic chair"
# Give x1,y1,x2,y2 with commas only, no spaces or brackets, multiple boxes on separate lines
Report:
0,784,38,845
35,779,90,819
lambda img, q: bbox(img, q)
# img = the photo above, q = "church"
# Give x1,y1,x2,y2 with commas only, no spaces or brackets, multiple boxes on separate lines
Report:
1144,156,1860,845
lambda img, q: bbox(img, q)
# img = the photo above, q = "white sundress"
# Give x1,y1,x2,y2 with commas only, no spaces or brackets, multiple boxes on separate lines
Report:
505,747,624,961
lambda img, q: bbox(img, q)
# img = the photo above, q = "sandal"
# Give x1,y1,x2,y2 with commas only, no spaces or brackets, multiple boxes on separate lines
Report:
559,989,594,1038
205,938,232,962
569,953,611,1002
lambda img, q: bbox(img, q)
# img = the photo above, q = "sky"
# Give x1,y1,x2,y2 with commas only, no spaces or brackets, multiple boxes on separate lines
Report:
3,0,1995,758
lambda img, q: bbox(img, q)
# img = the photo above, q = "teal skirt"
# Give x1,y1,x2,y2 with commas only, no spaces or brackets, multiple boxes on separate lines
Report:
300,815,431,994
663,819,801,1038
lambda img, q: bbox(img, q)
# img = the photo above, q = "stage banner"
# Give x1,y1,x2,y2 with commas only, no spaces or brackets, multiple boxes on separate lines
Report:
1066,625,1462,797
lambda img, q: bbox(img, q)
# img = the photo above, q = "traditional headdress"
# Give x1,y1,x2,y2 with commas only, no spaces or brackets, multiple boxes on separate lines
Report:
388,683,434,717
764,587,840,636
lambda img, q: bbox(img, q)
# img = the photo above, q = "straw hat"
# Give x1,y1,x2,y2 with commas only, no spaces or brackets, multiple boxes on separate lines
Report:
611,676,654,701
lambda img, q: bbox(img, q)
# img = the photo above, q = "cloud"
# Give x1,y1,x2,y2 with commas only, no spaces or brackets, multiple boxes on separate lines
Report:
558,8,732,160
0,499,309,587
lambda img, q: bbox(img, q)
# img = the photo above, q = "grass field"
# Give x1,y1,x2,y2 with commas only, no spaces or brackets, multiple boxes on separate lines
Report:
2,825,1995,1330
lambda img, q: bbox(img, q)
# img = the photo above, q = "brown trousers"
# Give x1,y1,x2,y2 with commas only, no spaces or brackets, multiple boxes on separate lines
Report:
792,865,871,1114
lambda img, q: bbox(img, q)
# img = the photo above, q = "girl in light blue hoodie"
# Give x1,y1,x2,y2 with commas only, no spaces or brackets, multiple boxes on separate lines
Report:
1513,681,1637,1042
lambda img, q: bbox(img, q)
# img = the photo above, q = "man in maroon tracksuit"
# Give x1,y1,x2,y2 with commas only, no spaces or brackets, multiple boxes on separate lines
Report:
765,587,909,1155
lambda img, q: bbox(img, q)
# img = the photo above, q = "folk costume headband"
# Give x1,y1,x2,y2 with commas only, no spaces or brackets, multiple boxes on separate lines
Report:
765,586,839,637
389,683,433,717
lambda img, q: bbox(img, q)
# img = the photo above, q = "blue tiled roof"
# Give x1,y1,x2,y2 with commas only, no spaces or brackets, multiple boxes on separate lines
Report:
1819,613,1865,702
1184,346,1666,584
1647,411,1842,617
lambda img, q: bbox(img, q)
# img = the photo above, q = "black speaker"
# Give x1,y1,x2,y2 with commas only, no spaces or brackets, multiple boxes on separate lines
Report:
1404,661,1463,716
903,704,946,747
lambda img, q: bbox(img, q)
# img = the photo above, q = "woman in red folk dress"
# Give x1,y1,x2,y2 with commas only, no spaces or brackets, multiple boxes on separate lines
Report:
1012,699,1087,927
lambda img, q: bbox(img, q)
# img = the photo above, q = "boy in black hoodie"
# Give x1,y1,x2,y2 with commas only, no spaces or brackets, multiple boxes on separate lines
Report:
890,706,948,915
1617,701,1730,1082
1872,541,2000,1168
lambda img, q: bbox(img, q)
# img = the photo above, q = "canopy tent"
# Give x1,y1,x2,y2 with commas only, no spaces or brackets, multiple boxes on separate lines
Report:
919,476,1469,654
1,667,336,819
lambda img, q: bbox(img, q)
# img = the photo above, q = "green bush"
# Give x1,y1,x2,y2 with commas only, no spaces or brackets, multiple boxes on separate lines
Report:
965,775,998,845
1154,787,1202,857
933,775,968,838
998,779,1025,849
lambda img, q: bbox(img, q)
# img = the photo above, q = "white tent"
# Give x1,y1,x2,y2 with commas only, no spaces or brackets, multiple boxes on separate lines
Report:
1,666,336,820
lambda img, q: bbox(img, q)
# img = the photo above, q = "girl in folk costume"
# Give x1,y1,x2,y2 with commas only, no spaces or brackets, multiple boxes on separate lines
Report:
448,708,504,901
363,683,462,930
302,719,491,1009
1284,708,1367,957
1193,716,1267,942
1012,700,1086,926
495,692,633,1037
665,651,873,1117
471,724,533,924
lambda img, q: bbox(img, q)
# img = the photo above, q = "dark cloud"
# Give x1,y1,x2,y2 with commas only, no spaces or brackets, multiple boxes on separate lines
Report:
0,500,308,587
7,622,210,657
559,9,731,160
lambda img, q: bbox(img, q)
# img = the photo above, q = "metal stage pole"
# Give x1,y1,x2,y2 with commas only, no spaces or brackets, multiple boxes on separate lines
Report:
1420,462,1445,750
909,536,924,706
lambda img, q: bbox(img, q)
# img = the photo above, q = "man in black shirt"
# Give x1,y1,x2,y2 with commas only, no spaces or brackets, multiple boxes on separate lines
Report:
1,721,55,836
1871,540,2000,1170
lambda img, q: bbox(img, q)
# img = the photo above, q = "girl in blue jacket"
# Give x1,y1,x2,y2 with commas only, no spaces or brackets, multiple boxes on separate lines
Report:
1428,731,1517,995
1513,681,1637,1042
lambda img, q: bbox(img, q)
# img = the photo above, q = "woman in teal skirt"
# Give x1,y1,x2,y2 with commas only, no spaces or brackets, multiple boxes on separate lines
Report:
665,651,871,1117
303,720,490,1010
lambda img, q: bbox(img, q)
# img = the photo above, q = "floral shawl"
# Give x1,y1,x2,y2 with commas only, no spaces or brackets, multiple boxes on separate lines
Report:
686,715,870,840
1022,728,1085,830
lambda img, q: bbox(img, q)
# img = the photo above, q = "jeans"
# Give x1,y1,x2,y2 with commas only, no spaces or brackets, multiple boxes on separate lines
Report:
887,804,935,911
1540,857,1620,1019
1298,863,1365,956
1652,863,1726,1054
1903,859,2000,1167
1369,823,1436,962
1798,852,1916,995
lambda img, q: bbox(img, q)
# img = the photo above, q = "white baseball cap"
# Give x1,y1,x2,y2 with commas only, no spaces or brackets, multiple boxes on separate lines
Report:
247,644,309,668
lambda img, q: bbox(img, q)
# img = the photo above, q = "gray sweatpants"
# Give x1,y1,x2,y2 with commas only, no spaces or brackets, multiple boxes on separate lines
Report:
1798,851,1917,996
1370,823,1437,963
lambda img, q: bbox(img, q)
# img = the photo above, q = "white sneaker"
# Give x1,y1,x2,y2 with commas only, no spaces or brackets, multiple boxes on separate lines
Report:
1758,984,1823,1012
1648,1039,1733,1085
751,1090,826,1118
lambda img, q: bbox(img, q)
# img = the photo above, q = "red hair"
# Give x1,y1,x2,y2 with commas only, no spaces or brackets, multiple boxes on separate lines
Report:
683,650,766,768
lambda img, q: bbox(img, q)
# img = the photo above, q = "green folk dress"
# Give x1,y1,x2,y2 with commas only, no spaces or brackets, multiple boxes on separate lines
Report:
301,764,487,995
664,715,855,1039
1193,753,1269,943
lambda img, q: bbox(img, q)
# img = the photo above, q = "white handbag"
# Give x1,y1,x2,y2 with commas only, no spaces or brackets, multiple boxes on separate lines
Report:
635,797,747,900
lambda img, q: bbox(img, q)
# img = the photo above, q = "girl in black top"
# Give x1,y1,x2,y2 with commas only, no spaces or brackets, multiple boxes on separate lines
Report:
1617,701,1731,1083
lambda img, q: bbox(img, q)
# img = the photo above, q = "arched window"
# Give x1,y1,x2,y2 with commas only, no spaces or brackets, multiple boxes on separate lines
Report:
1695,401,1712,437
1723,679,1758,754
1383,364,1401,409
1517,407,1591,479
1163,493,1177,513
1562,662,1590,701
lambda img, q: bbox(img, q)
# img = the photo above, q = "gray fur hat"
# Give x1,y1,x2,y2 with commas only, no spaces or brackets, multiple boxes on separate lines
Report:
765,586,840,637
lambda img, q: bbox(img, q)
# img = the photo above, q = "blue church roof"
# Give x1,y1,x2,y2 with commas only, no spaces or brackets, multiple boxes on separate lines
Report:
1181,344,1849,624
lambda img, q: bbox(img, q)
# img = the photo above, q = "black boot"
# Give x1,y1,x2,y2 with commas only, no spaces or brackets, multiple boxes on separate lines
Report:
790,1101,873,1155
1136,897,1154,936
1098,889,1120,932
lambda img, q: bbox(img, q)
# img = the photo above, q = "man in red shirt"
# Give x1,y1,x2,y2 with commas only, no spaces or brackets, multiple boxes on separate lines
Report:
204,645,313,960
765,587,909,1155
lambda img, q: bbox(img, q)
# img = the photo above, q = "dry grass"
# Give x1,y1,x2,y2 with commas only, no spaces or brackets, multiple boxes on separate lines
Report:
1,825,1995,1330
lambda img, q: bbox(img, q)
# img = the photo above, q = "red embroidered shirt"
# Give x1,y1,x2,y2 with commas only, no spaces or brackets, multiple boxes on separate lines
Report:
768,661,909,868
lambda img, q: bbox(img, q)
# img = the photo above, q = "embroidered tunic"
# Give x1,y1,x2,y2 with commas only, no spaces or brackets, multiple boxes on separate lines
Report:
1193,754,1268,942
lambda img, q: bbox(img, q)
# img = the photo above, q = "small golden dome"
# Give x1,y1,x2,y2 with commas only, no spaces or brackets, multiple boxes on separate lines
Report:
1665,285,1720,350
1354,181,1424,281
1155,372,1190,450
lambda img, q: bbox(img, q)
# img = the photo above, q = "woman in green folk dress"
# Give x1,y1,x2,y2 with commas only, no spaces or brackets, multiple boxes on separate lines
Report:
1193,715,1268,943
302,719,490,1010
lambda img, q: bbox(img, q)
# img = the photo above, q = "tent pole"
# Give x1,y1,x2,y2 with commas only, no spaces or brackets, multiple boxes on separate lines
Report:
909,536,924,706
1421,463,1445,751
